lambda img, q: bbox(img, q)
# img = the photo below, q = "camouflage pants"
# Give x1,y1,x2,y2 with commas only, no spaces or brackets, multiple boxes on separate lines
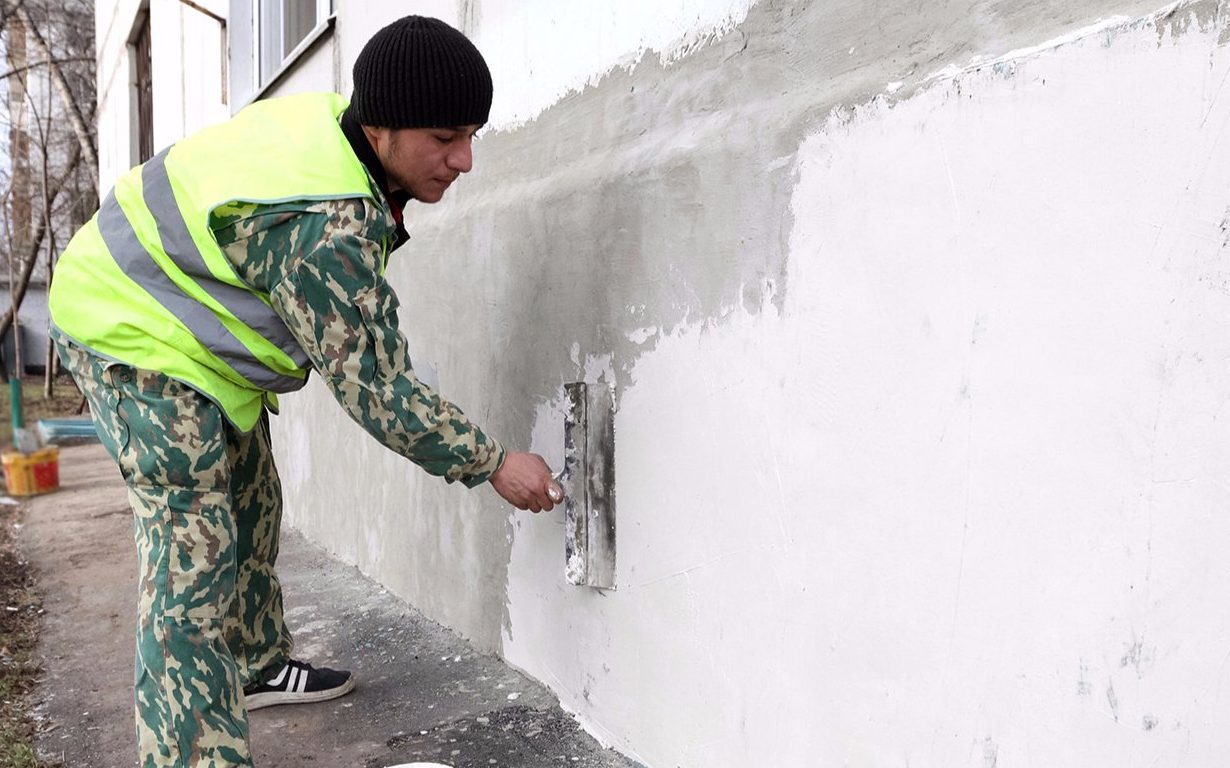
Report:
55,335,292,767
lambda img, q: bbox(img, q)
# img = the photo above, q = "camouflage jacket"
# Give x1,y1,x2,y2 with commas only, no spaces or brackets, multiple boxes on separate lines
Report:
208,193,505,488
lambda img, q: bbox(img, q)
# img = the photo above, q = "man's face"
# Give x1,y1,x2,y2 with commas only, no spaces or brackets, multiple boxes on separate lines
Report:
365,125,481,204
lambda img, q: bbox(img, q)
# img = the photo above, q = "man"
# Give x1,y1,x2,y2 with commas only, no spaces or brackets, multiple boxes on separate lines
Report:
47,15,560,768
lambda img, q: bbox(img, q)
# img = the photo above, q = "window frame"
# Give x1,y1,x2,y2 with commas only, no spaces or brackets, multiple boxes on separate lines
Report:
251,0,335,98
129,9,155,165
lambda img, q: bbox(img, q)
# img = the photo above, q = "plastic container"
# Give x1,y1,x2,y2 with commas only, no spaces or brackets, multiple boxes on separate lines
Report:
2,446,60,496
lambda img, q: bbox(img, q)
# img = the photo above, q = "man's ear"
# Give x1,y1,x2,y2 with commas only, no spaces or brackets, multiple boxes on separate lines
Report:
361,125,389,154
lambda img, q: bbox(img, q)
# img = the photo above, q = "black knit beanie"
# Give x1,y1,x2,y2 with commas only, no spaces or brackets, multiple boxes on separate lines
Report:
350,15,493,129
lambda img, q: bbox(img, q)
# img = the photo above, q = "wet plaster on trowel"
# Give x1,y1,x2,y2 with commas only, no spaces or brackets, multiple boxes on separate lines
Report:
275,0,1230,762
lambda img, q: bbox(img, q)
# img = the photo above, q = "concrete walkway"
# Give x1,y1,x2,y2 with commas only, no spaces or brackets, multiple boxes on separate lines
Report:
20,443,639,768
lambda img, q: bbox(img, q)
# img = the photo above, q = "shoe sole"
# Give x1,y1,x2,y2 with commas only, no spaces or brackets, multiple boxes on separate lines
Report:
244,676,356,711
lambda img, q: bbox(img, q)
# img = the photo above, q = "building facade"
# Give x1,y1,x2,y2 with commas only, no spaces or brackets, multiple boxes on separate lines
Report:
93,1,1230,765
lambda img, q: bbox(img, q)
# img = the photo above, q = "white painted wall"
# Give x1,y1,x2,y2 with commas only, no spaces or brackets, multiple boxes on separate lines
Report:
93,0,139,194
468,0,757,128
509,17,1230,765
95,0,228,192
261,1,1230,765
329,1,454,100
150,0,228,147
254,34,337,102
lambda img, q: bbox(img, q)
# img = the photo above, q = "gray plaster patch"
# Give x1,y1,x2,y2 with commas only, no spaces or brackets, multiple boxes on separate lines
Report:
1152,0,1228,41
392,0,1214,645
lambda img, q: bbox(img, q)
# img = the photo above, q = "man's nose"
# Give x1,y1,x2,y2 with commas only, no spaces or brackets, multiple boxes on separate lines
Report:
447,138,473,174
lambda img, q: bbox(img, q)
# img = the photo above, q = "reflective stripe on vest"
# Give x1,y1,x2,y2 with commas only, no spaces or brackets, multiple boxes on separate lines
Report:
50,92,381,430
95,183,307,393
140,148,309,389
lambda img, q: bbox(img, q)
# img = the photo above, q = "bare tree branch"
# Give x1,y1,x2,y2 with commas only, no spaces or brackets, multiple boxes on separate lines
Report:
0,0,96,381
0,56,93,81
7,0,98,190
0,140,82,342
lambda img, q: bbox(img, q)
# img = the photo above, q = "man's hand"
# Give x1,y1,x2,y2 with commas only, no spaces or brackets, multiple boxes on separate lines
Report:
490,452,564,513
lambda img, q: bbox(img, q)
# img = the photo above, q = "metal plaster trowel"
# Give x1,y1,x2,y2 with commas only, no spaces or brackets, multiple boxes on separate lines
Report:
552,381,617,589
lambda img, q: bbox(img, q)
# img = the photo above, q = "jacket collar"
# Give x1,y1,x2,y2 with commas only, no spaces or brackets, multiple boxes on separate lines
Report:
340,106,410,249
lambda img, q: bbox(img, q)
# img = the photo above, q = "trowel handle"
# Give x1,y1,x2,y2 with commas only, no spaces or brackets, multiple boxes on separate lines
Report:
549,469,567,502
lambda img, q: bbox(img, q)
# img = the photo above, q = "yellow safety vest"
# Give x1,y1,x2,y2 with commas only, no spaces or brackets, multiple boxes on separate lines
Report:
50,92,376,431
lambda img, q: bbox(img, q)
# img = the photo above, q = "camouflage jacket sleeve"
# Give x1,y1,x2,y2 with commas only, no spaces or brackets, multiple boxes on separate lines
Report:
211,197,506,487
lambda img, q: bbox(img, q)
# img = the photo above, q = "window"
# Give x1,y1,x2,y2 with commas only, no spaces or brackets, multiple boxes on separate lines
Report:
257,0,332,85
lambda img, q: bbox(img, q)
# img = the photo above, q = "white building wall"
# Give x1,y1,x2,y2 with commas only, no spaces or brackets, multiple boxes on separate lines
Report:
251,1,1230,765
503,13,1230,766
149,0,229,146
255,37,336,102
94,0,139,192
95,0,228,193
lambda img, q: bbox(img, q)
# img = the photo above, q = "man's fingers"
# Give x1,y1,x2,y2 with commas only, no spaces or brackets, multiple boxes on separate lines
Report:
491,451,566,513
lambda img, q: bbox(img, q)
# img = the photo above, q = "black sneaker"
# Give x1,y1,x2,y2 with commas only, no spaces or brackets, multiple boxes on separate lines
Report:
243,659,356,711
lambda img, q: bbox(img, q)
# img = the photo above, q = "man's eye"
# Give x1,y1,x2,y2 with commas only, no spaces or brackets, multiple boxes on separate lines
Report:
434,134,453,144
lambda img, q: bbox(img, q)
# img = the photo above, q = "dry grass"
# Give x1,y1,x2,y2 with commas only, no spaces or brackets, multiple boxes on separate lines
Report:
0,376,79,766
0,502,56,768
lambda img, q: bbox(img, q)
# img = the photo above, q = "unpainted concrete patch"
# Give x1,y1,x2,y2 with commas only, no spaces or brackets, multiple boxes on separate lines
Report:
1152,0,1229,41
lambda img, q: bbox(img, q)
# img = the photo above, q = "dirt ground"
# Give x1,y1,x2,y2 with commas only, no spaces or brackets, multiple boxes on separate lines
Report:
1,373,78,768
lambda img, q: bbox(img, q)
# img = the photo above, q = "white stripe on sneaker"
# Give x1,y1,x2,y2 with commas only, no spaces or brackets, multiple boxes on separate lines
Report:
241,664,354,708
268,665,290,687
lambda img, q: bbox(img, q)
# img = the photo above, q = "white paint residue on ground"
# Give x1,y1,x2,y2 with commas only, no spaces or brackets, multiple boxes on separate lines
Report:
472,0,759,128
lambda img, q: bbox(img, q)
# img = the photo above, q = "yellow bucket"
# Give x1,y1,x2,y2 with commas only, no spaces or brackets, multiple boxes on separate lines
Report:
2,446,60,496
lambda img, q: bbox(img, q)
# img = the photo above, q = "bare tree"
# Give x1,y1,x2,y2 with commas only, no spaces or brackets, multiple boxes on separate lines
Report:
0,0,95,389
4,1,31,380
8,1,96,189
